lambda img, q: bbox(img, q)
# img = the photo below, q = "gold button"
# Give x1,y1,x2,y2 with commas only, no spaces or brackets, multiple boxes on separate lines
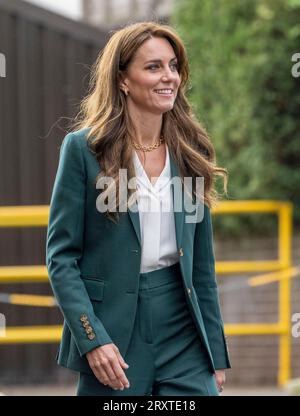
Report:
88,333,95,340
80,314,88,322
82,321,90,328
85,326,93,334
179,248,184,256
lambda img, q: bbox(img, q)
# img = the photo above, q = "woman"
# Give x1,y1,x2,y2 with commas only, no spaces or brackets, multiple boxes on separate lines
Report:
46,21,231,396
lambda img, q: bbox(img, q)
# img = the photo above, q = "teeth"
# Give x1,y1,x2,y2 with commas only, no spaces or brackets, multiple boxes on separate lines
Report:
155,89,173,94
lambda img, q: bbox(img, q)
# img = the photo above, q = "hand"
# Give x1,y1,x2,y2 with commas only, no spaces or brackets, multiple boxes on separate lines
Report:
86,343,130,390
214,369,226,393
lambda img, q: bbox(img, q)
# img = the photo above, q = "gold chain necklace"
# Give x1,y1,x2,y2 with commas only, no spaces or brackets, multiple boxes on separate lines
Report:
131,136,165,152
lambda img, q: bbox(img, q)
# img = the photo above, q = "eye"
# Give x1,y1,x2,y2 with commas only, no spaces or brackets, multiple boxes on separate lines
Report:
146,62,179,71
147,64,159,70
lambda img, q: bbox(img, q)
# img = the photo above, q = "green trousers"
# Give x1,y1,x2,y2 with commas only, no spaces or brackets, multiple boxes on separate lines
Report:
76,262,219,396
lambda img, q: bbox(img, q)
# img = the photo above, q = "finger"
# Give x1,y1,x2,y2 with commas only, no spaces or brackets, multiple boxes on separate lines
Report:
91,356,120,390
111,347,130,387
115,347,129,369
110,357,130,389
110,360,128,389
90,361,111,387
100,366,121,390
102,356,125,389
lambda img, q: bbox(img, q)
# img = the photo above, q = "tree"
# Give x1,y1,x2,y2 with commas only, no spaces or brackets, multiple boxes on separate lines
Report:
171,0,300,237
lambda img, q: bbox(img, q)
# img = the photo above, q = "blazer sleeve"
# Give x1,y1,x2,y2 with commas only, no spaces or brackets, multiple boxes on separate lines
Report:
192,203,232,370
46,132,113,357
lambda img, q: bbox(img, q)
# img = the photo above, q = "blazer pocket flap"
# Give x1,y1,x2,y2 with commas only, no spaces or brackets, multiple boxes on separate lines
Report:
82,277,104,301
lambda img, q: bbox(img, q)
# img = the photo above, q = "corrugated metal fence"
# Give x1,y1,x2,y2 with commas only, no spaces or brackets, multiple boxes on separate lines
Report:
0,0,107,384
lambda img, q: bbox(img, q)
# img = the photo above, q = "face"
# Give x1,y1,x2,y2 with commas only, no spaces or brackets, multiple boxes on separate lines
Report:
119,37,181,115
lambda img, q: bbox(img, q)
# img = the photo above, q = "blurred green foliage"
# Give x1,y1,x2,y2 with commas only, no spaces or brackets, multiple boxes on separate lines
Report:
171,0,300,238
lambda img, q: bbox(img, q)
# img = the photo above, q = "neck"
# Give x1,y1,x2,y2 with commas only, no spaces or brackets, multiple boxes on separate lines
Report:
127,102,163,146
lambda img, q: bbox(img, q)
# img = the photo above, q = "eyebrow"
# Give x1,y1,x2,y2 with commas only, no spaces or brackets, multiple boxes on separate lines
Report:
144,57,178,64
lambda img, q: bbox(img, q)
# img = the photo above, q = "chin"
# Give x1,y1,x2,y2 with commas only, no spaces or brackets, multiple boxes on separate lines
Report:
162,104,174,113
151,107,172,115
148,101,175,115
155,102,175,112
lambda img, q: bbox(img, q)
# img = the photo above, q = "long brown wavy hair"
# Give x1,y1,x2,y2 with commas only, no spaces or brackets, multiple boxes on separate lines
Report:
70,21,228,224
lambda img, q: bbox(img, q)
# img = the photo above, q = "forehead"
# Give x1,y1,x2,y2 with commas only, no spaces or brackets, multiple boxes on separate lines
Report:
133,37,176,62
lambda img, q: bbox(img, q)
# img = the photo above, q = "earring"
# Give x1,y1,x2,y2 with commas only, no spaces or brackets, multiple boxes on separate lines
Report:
125,89,129,96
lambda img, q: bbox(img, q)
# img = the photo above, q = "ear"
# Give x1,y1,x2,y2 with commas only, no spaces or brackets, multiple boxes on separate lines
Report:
118,70,128,92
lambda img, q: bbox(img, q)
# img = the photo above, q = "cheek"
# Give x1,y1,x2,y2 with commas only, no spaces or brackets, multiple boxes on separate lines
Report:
133,80,156,97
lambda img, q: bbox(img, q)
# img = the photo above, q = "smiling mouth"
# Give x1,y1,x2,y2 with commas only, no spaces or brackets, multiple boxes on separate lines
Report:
153,89,174,96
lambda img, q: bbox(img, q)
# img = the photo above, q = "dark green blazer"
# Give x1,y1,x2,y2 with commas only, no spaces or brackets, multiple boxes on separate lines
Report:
46,127,231,375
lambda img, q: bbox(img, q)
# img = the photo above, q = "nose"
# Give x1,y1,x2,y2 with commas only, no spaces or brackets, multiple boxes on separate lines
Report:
161,66,178,82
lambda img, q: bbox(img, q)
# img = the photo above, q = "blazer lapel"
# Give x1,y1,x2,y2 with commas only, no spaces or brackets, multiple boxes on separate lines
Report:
127,149,185,251
127,197,142,247
169,151,184,252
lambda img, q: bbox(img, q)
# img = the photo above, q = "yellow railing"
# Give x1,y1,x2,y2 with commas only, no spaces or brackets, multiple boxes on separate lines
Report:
213,200,293,387
0,201,294,386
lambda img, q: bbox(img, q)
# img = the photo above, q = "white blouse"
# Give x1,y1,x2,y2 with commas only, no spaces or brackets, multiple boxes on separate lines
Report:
133,144,179,273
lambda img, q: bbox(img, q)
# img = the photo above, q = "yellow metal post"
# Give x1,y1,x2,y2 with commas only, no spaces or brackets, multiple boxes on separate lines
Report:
278,203,293,386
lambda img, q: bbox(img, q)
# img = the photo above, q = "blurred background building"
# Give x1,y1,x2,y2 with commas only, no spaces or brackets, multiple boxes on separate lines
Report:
24,0,172,27
24,0,83,21
82,0,172,28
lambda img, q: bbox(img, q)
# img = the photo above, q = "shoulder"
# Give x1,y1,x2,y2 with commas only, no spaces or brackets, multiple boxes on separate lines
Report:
62,127,91,147
60,127,93,158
